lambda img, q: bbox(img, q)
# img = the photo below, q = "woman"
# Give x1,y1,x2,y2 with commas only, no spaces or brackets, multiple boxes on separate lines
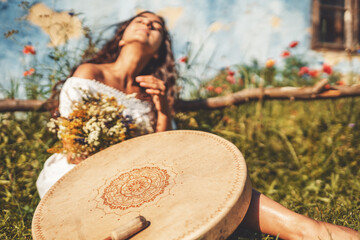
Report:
37,11,176,198
36,11,359,239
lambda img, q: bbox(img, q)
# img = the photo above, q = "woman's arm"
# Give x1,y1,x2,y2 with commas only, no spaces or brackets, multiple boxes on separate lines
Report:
154,95,172,132
135,75,172,132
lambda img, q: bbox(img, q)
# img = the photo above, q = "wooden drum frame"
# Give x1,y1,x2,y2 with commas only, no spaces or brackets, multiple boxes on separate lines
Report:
32,130,252,240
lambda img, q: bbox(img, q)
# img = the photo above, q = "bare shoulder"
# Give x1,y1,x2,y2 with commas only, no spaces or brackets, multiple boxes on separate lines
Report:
72,63,103,80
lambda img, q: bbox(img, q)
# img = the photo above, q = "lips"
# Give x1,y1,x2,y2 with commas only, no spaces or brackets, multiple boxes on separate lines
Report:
136,28,150,35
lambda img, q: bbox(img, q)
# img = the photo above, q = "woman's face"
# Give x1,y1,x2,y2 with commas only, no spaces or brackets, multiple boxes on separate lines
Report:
121,13,164,55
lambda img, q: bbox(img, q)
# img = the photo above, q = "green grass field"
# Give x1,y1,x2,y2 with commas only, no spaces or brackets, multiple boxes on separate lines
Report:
1,98,359,239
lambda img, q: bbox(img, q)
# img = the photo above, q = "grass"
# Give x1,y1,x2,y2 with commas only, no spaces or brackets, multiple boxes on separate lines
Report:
175,98,360,238
0,98,359,239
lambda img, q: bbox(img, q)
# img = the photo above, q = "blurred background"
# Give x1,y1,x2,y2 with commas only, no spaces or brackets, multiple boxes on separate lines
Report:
2,0,360,97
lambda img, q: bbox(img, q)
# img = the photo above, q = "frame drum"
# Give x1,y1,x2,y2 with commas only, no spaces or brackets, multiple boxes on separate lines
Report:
32,130,252,240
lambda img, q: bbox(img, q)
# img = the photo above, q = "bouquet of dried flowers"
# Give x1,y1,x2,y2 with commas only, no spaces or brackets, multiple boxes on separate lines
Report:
47,89,137,164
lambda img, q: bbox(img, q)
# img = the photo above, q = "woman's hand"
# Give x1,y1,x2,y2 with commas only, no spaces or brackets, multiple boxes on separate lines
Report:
135,75,169,114
135,75,172,131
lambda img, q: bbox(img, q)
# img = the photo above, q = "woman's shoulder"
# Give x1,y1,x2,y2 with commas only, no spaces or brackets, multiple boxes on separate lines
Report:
72,63,104,80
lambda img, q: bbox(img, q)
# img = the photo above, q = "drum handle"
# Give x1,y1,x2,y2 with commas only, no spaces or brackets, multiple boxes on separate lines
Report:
103,216,150,240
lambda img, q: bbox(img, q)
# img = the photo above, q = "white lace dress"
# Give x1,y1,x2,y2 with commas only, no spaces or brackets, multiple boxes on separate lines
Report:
36,77,155,198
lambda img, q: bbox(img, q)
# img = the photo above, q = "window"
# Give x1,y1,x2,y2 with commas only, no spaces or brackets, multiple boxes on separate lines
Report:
312,0,360,51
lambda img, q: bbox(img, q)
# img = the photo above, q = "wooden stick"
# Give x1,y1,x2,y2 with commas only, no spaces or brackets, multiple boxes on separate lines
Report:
103,216,150,240
1,81,360,112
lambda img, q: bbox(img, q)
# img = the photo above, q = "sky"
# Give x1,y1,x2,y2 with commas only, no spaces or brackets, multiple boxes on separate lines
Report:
0,0,324,98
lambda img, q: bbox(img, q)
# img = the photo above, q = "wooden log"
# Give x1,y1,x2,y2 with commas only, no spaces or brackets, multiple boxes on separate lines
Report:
174,82,360,111
0,99,57,112
1,81,360,113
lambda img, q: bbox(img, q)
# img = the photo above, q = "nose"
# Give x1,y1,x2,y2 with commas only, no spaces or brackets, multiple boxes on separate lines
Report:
142,18,151,27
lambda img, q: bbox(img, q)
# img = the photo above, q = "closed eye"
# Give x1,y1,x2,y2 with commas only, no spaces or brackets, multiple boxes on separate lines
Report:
134,16,163,33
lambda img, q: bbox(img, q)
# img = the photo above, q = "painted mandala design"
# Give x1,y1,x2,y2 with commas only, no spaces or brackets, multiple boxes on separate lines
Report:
101,167,170,210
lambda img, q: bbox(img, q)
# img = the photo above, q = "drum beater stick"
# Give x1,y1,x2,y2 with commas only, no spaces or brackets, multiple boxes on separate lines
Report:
103,216,150,240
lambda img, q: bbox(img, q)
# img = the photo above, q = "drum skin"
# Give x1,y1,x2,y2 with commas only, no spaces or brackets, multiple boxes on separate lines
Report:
32,130,252,240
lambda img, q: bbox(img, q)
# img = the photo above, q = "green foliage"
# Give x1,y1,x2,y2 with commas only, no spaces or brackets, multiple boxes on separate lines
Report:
0,112,55,239
2,99,358,239
175,98,360,239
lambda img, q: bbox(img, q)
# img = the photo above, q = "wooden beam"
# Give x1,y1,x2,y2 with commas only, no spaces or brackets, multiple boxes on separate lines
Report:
0,99,57,112
174,80,360,111
1,80,360,113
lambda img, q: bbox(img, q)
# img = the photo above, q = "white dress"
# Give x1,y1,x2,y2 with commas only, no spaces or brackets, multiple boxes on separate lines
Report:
36,77,155,198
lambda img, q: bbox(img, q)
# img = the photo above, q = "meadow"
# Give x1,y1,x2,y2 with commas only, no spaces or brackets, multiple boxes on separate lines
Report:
1,96,359,239
1,23,359,239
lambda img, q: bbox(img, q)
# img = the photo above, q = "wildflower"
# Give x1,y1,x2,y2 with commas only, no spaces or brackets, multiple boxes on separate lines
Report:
227,70,235,76
308,70,318,78
206,85,214,92
47,89,137,164
298,66,309,76
324,84,331,89
179,56,188,63
226,75,235,84
23,45,36,55
336,80,345,85
281,51,290,58
289,41,299,48
265,59,275,68
23,68,35,76
348,123,355,128
214,87,223,94
47,119,57,133
322,64,332,75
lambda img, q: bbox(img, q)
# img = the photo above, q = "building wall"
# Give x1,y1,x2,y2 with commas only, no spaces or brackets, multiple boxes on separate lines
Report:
0,0,359,95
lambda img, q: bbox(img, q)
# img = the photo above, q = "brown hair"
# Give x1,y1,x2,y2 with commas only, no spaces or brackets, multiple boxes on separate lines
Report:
49,11,177,118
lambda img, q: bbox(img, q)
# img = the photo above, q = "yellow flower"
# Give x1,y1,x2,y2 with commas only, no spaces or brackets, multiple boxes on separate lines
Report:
47,89,138,164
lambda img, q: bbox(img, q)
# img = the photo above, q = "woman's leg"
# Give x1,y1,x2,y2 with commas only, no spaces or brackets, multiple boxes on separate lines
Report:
239,189,359,240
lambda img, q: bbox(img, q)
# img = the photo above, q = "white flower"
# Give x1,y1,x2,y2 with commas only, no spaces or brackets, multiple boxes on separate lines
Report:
87,130,100,144
47,119,57,131
104,106,117,112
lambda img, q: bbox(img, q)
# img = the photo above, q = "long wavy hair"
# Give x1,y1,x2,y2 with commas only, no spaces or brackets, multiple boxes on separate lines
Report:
49,11,177,119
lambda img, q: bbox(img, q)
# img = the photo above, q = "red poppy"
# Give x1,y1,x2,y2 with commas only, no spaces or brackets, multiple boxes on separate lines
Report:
23,68,35,76
206,85,214,92
265,59,275,68
324,84,331,89
322,64,332,75
298,66,309,76
227,70,235,76
23,45,36,55
308,70,318,78
226,75,235,84
179,56,188,63
336,80,345,85
281,51,290,57
289,41,299,48
214,87,223,94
